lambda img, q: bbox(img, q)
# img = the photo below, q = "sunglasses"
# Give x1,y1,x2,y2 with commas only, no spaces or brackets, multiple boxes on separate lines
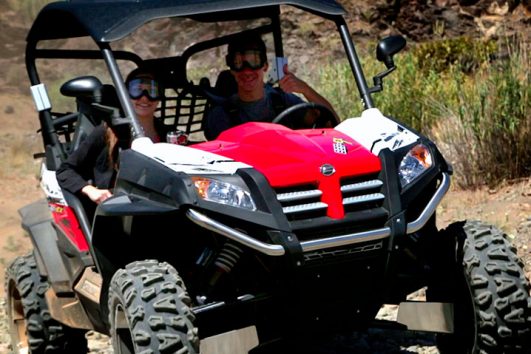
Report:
228,50,265,72
127,78,161,101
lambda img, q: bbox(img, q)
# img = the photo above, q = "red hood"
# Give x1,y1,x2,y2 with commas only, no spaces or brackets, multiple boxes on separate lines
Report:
195,122,381,185
194,123,381,218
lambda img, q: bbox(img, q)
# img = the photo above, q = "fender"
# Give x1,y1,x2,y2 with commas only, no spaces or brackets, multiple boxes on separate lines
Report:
19,199,72,295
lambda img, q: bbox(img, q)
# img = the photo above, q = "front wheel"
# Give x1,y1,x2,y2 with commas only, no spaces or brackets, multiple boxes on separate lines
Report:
5,253,88,354
434,220,531,354
108,259,199,354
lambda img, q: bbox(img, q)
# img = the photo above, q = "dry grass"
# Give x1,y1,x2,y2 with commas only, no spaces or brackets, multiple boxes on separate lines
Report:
317,35,530,189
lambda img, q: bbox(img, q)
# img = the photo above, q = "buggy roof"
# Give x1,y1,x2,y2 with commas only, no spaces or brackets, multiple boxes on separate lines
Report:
27,0,345,43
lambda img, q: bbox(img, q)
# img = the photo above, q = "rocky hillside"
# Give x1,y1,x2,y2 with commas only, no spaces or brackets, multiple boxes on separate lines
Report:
0,0,529,95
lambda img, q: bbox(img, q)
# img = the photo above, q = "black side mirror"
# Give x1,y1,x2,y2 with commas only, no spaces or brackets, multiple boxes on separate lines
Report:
60,76,103,103
370,35,407,94
377,35,407,69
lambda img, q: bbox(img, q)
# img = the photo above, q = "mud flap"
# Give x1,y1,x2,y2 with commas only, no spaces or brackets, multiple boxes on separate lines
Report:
397,301,454,333
200,326,259,354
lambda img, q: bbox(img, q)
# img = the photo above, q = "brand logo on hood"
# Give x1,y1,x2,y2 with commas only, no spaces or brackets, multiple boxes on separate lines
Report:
320,164,335,176
333,137,350,154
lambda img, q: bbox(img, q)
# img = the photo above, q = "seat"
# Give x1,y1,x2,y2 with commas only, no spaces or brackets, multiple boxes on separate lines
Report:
199,70,237,105
70,84,120,153
199,72,236,140
62,84,121,232
214,70,237,97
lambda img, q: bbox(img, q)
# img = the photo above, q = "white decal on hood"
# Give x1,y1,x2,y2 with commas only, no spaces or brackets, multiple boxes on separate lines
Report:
335,108,419,155
131,138,251,174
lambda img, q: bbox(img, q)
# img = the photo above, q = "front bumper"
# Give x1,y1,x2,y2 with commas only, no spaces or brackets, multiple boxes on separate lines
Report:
187,172,450,256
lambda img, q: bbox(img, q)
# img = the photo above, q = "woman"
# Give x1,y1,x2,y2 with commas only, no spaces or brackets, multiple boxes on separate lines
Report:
56,67,165,207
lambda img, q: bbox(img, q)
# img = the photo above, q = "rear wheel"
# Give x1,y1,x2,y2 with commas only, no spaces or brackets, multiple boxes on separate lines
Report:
108,259,199,354
434,220,531,354
5,253,88,354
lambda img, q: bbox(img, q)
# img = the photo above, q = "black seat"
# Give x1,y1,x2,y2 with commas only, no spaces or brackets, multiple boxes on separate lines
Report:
214,70,237,97
62,83,122,233
200,70,239,140
199,70,238,103
70,84,120,153
99,84,121,111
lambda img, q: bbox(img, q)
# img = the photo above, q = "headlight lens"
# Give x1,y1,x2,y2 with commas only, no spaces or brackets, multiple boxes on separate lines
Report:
398,144,432,187
192,177,256,211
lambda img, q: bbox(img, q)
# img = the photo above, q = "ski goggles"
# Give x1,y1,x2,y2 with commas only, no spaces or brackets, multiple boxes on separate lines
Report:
227,50,265,72
127,78,161,101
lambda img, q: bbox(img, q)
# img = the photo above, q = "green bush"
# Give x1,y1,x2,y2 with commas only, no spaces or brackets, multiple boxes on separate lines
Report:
436,38,530,188
315,61,363,118
314,36,529,188
414,36,497,74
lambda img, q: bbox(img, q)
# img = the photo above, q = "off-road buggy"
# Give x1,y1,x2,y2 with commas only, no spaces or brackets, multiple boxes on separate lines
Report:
5,0,531,353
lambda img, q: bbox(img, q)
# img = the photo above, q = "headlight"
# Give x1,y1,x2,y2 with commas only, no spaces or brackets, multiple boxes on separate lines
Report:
398,144,432,187
192,177,256,211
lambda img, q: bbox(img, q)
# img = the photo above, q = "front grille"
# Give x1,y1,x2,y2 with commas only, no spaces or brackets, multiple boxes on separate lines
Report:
341,176,385,213
274,174,386,222
274,173,389,243
275,184,327,219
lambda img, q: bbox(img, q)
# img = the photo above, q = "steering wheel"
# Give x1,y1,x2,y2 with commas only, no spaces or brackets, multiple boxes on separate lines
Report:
271,102,339,129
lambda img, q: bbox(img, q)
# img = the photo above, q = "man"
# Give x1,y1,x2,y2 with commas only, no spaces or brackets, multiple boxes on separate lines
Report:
204,32,338,140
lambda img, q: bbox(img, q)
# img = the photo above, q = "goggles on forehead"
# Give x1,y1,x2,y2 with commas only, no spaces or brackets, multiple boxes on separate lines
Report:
227,50,265,72
127,78,161,101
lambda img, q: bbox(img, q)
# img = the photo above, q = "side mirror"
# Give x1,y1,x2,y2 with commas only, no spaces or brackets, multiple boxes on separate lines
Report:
376,35,407,69
370,35,407,94
60,76,103,103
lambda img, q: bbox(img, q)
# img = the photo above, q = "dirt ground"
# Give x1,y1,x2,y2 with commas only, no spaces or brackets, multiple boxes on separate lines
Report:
0,93,42,296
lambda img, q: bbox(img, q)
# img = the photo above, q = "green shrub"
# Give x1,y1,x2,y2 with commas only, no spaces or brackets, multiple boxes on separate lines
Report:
413,36,497,74
314,35,529,188
435,38,530,188
315,61,363,118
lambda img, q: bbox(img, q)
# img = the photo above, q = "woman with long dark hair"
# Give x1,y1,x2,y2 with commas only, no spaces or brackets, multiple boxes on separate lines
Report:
57,67,165,207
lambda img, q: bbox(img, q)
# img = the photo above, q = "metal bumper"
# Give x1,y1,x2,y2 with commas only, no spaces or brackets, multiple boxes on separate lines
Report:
186,172,450,257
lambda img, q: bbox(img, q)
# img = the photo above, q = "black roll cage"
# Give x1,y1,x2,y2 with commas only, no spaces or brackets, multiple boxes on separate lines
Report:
25,1,375,157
